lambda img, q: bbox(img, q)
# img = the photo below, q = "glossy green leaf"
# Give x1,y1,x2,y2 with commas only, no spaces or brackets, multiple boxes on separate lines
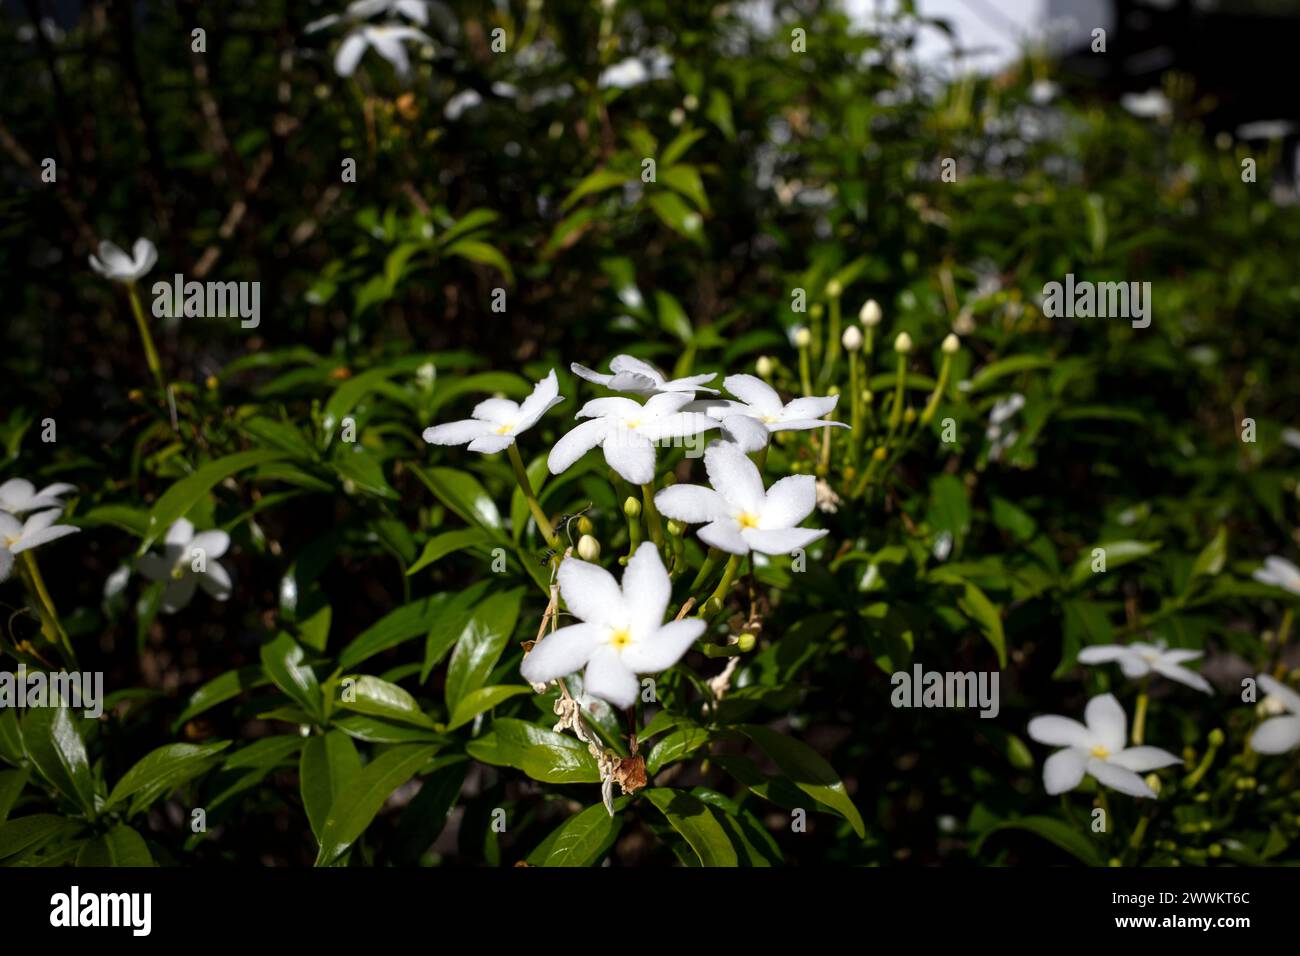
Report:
315,743,438,866
75,824,153,867
105,741,231,817
444,587,524,712
738,725,865,838
643,788,738,867
139,449,287,552
301,731,362,843
338,675,435,728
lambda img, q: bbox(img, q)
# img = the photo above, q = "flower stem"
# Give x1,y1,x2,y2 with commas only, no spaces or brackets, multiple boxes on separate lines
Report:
690,548,722,592
640,482,664,549
886,353,907,438
125,282,167,396
798,344,812,397
820,295,842,384
20,551,76,667
848,352,861,465
1132,682,1149,746
754,445,769,472
506,443,560,550
697,553,742,618
919,352,953,428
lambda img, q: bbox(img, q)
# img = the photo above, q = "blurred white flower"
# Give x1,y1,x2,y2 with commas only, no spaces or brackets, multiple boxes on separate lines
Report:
1251,674,1300,754
307,0,431,33
547,393,716,484
139,519,232,614
571,355,717,396
686,374,846,452
1121,89,1172,120
423,370,561,454
1253,556,1300,595
654,442,828,556
520,543,703,708
334,24,432,78
89,238,156,283
1077,641,1212,694
1027,693,1179,798
0,510,79,582
0,479,76,516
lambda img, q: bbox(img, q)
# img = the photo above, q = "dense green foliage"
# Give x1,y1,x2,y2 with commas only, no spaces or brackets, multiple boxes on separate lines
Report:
1,0,1298,867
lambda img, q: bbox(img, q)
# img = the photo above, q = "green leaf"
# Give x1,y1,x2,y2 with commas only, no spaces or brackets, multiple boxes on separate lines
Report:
445,239,514,284
331,715,444,745
105,742,231,817
140,450,287,552
444,587,524,712
407,528,492,576
300,731,362,843
1190,526,1228,580
413,465,502,531
446,685,531,731
315,743,438,866
929,569,1007,668
643,788,738,866
520,744,601,784
1069,540,1162,588
0,814,81,861
172,667,268,730
973,816,1103,866
339,592,462,672
646,191,704,242
260,632,322,719
562,167,631,210
75,825,153,867
22,703,96,814
338,675,435,728
659,164,710,212
646,725,710,775
392,758,468,864
0,768,29,822
738,725,865,838
539,802,624,867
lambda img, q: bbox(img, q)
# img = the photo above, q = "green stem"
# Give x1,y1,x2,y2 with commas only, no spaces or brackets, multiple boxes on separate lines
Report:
886,353,907,438
798,344,812,397
640,482,664,549
690,548,722,593
1132,683,1149,746
125,282,167,395
848,352,861,465
21,552,76,667
754,445,769,472
506,443,560,549
697,554,742,618
820,296,841,384
919,353,953,428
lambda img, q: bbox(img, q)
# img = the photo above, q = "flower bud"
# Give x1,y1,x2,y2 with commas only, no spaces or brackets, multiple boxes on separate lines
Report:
737,632,757,653
756,355,775,377
894,331,913,354
577,535,601,561
793,327,812,348
841,325,863,352
623,496,641,518
941,333,960,355
826,279,843,298
683,93,699,111
872,446,888,462
577,515,595,536
1144,773,1162,796
666,520,685,537
859,299,882,326
1207,728,1225,748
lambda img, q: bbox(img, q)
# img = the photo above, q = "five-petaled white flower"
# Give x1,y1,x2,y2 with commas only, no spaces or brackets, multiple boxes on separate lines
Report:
685,374,846,452
334,24,432,78
547,393,717,485
139,519,232,614
520,543,704,709
654,441,829,556
1027,693,1180,798
1077,641,1212,694
307,0,431,33
89,238,157,283
1251,674,1300,754
0,478,76,516
1253,556,1300,596
423,370,561,454
571,355,717,395
0,509,80,582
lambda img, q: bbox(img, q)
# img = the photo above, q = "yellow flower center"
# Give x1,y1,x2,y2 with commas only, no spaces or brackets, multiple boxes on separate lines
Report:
761,414,779,424
624,419,641,430
495,424,513,435
609,628,632,649
1090,745,1110,759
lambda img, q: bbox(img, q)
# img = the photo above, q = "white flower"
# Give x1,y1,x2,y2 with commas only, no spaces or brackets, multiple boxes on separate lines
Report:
0,509,79,581
1253,556,1300,595
89,238,156,283
1251,674,1300,754
0,479,76,516
1076,641,1212,695
1027,693,1180,798
138,519,232,614
570,355,717,396
334,24,432,78
548,393,717,485
685,374,846,452
654,442,829,556
423,370,561,454
307,0,432,32
520,543,704,708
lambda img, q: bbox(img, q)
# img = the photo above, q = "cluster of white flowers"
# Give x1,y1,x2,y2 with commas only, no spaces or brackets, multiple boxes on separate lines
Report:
0,479,79,583
422,354,840,706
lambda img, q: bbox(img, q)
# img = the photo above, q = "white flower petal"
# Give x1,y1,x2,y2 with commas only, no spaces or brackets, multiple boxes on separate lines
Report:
190,530,230,560
1085,694,1127,753
718,415,770,452
582,646,640,708
760,475,817,528
722,374,782,415
1088,758,1155,798
602,430,656,484
664,372,718,393
160,572,198,614
423,419,494,446
577,397,643,420
198,560,232,600
547,418,607,475
466,434,515,454
1251,715,1300,754
641,412,717,442
0,513,20,539
11,523,79,553
1257,674,1300,715
1076,645,1131,664
0,547,11,582
1109,746,1181,772
654,485,728,525
558,557,624,627
516,369,562,429
0,479,34,507
698,519,749,555
782,395,838,421
704,441,764,513
1027,714,1092,748
520,622,603,684
334,31,369,76
1151,660,1212,694
131,238,157,277
741,526,826,555
641,392,694,418
165,518,195,546
622,618,704,673
622,542,671,632
369,28,413,75
471,398,520,425
608,355,663,382
1042,748,1087,794
570,363,614,387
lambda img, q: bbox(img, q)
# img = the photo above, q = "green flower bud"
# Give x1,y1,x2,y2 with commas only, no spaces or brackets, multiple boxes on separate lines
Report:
737,632,757,653
577,516,595,536
623,496,642,518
